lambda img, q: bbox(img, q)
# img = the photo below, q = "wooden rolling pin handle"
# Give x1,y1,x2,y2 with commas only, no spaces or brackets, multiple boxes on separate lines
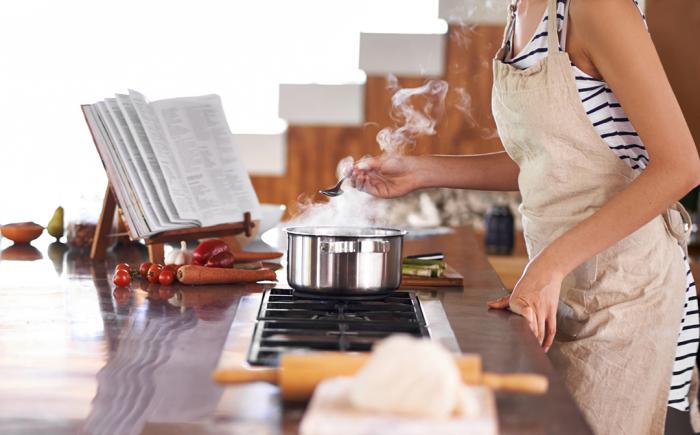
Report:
481,373,549,394
212,367,278,385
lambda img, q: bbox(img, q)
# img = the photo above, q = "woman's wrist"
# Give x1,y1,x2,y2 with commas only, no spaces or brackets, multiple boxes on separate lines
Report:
407,155,434,191
411,155,447,190
535,243,571,281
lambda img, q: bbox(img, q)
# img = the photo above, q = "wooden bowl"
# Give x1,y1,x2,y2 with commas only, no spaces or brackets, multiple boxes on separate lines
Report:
0,222,44,244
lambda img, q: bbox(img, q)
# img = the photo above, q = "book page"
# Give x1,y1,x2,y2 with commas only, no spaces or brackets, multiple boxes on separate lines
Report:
128,90,199,222
96,101,160,233
104,98,180,232
151,94,261,226
82,105,148,237
116,93,198,227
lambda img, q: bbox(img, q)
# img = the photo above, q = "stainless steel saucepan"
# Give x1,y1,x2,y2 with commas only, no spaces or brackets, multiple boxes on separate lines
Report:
285,226,407,295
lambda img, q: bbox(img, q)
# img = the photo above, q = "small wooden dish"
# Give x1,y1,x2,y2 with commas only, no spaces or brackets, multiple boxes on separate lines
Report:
0,222,44,244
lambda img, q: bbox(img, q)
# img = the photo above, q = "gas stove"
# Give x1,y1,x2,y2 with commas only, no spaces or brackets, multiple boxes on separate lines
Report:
246,288,429,366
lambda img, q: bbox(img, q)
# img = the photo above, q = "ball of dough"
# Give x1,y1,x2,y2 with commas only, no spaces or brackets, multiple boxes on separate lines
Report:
348,335,462,419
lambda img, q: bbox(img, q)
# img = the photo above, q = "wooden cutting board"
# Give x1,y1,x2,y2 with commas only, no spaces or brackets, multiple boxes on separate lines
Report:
400,264,464,289
299,377,497,435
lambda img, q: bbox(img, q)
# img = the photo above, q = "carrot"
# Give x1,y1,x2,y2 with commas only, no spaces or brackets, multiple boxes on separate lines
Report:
232,251,283,262
177,265,277,285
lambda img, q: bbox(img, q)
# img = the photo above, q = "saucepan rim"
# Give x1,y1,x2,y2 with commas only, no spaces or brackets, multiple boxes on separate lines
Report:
285,226,407,238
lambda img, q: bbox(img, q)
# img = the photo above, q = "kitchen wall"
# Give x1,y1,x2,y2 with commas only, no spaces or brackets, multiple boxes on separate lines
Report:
250,24,506,217
647,0,700,148
647,0,700,214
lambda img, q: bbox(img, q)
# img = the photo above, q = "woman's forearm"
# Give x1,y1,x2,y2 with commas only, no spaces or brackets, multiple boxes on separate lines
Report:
540,160,700,278
416,152,520,191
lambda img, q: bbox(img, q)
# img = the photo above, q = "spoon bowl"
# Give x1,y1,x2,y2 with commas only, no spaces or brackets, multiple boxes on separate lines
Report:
319,177,347,197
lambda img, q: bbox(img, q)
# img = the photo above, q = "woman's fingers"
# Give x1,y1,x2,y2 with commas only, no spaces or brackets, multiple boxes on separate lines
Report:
354,156,382,172
364,177,381,197
511,297,541,345
543,307,557,352
350,157,382,179
489,293,557,351
536,305,546,345
519,304,539,341
487,295,510,309
348,159,379,192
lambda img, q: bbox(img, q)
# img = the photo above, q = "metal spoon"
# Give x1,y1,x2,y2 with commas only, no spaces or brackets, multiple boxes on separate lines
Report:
319,177,347,197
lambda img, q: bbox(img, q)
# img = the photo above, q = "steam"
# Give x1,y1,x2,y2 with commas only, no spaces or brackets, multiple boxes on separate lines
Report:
452,22,478,50
285,0,508,230
291,187,388,229
287,155,387,227
454,88,477,128
454,87,499,140
376,76,448,155
287,78,449,228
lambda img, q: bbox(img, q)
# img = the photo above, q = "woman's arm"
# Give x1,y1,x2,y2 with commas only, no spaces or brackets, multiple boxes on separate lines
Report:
349,151,519,198
489,0,700,350
418,152,520,191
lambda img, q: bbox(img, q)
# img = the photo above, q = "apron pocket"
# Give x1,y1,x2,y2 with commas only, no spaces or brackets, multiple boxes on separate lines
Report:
556,289,589,341
563,256,598,291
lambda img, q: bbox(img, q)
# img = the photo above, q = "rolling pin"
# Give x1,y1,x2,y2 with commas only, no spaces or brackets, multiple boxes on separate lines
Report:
213,352,548,401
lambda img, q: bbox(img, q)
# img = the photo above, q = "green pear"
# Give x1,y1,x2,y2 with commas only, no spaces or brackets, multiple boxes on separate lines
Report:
47,206,64,240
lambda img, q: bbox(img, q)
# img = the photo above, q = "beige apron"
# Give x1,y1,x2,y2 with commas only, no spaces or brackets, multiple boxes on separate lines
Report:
491,1,691,433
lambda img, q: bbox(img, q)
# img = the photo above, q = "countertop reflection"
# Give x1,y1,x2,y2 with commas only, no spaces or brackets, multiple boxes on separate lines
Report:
0,236,277,435
0,228,593,435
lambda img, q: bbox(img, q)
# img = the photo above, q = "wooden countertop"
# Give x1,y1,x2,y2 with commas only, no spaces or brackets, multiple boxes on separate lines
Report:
0,227,592,435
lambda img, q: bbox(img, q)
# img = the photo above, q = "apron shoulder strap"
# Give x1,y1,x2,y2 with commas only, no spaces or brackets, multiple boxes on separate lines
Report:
560,0,573,51
545,0,560,53
499,0,519,61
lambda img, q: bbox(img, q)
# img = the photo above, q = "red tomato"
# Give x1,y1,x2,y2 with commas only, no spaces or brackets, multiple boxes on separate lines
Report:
113,287,131,304
158,268,175,286
164,264,178,272
147,264,163,284
113,269,132,287
115,263,131,272
139,262,153,279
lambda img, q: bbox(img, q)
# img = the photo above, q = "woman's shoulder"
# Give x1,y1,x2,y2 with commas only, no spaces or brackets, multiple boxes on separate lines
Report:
569,0,646,32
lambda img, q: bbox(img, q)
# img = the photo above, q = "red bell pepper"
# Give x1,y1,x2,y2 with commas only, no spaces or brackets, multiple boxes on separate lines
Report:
192,239,230,265
205,251,235,268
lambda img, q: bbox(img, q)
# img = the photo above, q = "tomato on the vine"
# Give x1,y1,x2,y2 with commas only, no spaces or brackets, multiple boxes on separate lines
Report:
113,269,132,287
147,264,163,284
115,263,131,272
139,262,153,279
158,268,175,286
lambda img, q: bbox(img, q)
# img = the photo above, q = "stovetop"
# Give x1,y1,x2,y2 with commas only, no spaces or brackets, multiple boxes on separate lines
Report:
246,288,429,366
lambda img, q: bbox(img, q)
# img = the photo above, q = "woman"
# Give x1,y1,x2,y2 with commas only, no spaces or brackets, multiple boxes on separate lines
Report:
347,0,700,433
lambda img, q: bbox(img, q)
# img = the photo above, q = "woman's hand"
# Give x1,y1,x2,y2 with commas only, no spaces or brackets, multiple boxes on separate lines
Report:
487,254,564,352
346,154,425,198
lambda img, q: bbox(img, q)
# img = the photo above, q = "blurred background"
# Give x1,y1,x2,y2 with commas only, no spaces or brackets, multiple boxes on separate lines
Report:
0,0,445,222
1,0,698,286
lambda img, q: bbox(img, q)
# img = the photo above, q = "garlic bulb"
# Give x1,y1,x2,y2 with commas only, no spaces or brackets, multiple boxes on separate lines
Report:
166,241,192,266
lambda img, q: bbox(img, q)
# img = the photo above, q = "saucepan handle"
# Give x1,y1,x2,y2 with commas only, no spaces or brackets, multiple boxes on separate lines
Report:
320,239,391,254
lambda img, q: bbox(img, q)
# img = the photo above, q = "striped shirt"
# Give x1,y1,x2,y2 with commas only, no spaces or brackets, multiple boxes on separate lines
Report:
506,0,699,412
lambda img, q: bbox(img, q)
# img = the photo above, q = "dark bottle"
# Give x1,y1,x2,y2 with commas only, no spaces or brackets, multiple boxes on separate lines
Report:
484,205,514,255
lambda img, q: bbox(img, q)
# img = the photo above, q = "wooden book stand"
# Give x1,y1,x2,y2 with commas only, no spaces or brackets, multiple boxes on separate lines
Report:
90,186,255,264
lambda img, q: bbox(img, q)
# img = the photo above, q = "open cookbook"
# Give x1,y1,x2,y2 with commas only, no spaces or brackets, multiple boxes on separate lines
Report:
82,90,261,239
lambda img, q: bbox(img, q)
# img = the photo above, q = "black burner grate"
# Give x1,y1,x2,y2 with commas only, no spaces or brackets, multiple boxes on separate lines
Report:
246,288,429,366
